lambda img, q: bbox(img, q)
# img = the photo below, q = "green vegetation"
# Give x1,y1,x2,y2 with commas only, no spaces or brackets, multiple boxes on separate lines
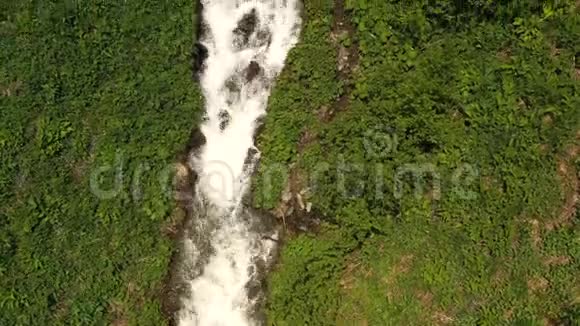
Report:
259,0,580,324
2,0,579,324
0,1,201,324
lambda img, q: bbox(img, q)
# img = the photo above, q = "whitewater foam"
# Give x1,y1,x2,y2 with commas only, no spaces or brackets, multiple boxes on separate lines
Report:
178,1,301,325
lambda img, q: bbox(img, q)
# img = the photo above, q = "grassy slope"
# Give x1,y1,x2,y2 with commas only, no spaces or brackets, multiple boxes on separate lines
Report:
0,1,200,324
262,0,580,325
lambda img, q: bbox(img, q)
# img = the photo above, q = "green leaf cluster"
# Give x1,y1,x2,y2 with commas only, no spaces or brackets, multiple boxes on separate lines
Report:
263,1,580,324
0,0,201,324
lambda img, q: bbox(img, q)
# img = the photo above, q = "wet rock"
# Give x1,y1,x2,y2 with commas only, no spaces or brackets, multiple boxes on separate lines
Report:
233,8,258,48
255,28,272,48
337,45,350,72
224,77,241,106
190,0,208,82
297,224,309,232
246,61,261,82
296,193,305,210
252,116,266,144
192,42,208,79
186,128,207,154
218,110,231,131
281,187,292,203
224,77,240,93
244,147,259,166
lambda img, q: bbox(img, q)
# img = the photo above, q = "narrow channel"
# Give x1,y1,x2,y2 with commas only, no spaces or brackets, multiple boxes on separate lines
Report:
177,1,302,325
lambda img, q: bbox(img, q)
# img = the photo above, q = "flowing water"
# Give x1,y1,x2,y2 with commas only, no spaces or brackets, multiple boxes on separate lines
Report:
177,1,301,325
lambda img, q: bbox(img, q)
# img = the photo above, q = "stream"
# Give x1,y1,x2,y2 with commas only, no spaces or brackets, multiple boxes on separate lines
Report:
176,1,302,325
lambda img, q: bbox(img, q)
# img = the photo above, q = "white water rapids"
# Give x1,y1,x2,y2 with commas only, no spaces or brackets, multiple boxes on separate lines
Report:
178,1,301,325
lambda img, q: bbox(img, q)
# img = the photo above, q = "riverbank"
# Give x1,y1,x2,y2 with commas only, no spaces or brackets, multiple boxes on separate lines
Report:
258,1,580,324
0,1,202,324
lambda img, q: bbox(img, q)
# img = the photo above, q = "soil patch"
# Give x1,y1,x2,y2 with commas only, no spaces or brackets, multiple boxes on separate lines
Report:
318,0,359,122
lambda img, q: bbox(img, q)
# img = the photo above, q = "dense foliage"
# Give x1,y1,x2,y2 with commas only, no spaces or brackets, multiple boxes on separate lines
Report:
1,0,579,325
260,0,580,324
0,1,201,324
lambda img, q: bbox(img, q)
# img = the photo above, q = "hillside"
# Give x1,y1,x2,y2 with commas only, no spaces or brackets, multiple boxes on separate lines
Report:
0,1,201,324
258,0,580,324
0,0,578,325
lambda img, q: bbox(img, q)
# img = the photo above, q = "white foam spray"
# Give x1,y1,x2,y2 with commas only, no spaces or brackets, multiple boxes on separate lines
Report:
178,1,301,325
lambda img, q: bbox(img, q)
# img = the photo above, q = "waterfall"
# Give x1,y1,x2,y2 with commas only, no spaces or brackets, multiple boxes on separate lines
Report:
177,1,301,325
